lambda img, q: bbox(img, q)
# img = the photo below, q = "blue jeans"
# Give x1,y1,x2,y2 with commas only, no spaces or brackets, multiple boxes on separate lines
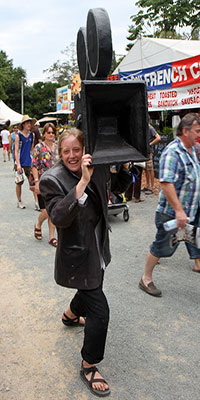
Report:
150,212,200,259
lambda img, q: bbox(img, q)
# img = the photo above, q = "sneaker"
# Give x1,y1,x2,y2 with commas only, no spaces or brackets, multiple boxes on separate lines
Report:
17,201,26,209
34,203,40,211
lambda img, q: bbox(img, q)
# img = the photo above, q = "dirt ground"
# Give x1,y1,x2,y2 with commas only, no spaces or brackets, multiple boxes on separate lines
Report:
141,173,161,196
2,156,200,400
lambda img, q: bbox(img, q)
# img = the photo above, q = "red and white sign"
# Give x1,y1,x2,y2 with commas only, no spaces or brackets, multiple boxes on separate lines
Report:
148,83,200,111
120,54,200,111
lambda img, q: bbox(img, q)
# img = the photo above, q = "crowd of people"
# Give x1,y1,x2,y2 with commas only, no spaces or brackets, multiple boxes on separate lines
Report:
1,112,200,396
0,116,60,246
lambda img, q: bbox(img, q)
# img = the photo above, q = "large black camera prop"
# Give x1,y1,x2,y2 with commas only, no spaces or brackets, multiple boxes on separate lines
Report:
75,8,149,166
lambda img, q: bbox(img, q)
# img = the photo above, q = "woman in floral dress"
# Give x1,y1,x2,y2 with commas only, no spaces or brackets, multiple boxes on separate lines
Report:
32,123,58,247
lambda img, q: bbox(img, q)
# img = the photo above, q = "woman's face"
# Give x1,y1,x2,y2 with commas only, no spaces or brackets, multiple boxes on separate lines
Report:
44,127,55,142
61,135,83,173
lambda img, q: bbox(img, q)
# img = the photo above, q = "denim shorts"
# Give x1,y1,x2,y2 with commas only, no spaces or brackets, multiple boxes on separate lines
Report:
150,212,200,259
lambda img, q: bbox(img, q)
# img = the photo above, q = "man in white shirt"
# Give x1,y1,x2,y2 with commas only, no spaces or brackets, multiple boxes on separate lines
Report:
0,127,11,162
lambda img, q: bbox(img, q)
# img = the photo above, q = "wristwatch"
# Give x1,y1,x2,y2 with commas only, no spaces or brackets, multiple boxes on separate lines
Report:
35,178,39,182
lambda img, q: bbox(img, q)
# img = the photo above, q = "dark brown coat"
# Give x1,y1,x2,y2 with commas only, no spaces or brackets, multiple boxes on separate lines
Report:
39,160,131,290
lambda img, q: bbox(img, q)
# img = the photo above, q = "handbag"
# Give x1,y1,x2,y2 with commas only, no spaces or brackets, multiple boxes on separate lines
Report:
14,168,24,184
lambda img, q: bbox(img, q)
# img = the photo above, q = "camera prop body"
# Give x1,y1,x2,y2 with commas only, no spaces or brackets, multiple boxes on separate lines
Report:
75,8,149,166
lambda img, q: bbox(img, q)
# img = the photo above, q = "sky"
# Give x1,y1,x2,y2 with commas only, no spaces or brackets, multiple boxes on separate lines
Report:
0,0,137,84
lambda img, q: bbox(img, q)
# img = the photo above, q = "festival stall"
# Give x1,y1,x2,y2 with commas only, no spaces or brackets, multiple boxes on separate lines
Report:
115,37,200,112
114,38,200,177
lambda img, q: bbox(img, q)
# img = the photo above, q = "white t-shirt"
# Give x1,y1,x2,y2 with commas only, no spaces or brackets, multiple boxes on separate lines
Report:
0,129,10,144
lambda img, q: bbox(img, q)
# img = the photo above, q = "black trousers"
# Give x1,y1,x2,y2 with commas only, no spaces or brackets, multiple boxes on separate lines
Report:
125,166,143,200
70,273,109,364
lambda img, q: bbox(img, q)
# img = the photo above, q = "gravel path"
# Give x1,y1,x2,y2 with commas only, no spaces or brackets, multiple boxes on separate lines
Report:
0,153,199,400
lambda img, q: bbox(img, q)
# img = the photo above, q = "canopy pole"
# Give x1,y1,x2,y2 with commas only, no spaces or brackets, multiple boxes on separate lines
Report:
21,79,24,115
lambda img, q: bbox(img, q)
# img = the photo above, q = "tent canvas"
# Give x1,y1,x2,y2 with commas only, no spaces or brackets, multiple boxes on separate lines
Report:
0,100,23,125
44,110,72,115
114,37,200,74
115,38,200,111
37,116,58,123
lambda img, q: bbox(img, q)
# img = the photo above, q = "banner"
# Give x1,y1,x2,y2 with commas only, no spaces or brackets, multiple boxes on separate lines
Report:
119,54,200,111
56,85,73,112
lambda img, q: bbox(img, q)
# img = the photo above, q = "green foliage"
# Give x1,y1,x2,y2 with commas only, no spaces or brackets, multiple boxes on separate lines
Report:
127,0,200,48
162,126,173,137
24,81,59,120
44,42,79,86
0,46,79,120
0,50,26,112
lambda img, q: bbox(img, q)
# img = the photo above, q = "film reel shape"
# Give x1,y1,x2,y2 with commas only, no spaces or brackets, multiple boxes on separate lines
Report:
77,8,113,80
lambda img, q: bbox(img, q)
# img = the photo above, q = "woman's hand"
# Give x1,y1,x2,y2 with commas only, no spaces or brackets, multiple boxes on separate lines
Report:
75,154,94,200
81,154,94,184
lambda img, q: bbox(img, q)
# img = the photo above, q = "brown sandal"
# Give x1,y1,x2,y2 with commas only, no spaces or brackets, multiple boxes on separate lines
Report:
80,361,110,397
48,238,57,247
34,224,42,240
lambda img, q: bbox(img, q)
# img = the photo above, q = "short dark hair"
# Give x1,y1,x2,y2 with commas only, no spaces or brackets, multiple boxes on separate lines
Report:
177,113,200,136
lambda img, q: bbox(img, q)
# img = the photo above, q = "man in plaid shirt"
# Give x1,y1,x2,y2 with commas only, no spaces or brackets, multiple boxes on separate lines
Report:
139,113,200,297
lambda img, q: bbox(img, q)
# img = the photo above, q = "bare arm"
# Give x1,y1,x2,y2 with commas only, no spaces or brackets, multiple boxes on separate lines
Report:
9,134,12,147
150,133,161,147
14,134,22,173
31,166,40,194
161,182,188,228
31,133,35,153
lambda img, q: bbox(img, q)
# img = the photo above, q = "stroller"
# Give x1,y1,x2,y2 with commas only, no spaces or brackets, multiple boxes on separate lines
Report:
107,165,130,222
107,191,129,222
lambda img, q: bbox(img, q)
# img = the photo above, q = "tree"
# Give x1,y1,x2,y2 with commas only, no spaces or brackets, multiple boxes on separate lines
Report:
7,67,27,113
126,24,150,51
0,49,65,120
44,42,79,86
0,50,26,112
127,0,200,50
0,50,13,102
24,81,59,120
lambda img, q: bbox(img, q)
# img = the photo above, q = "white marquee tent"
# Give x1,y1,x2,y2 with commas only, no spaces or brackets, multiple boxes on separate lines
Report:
114,37,200,74
0,100,23,125
114,38,200,112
